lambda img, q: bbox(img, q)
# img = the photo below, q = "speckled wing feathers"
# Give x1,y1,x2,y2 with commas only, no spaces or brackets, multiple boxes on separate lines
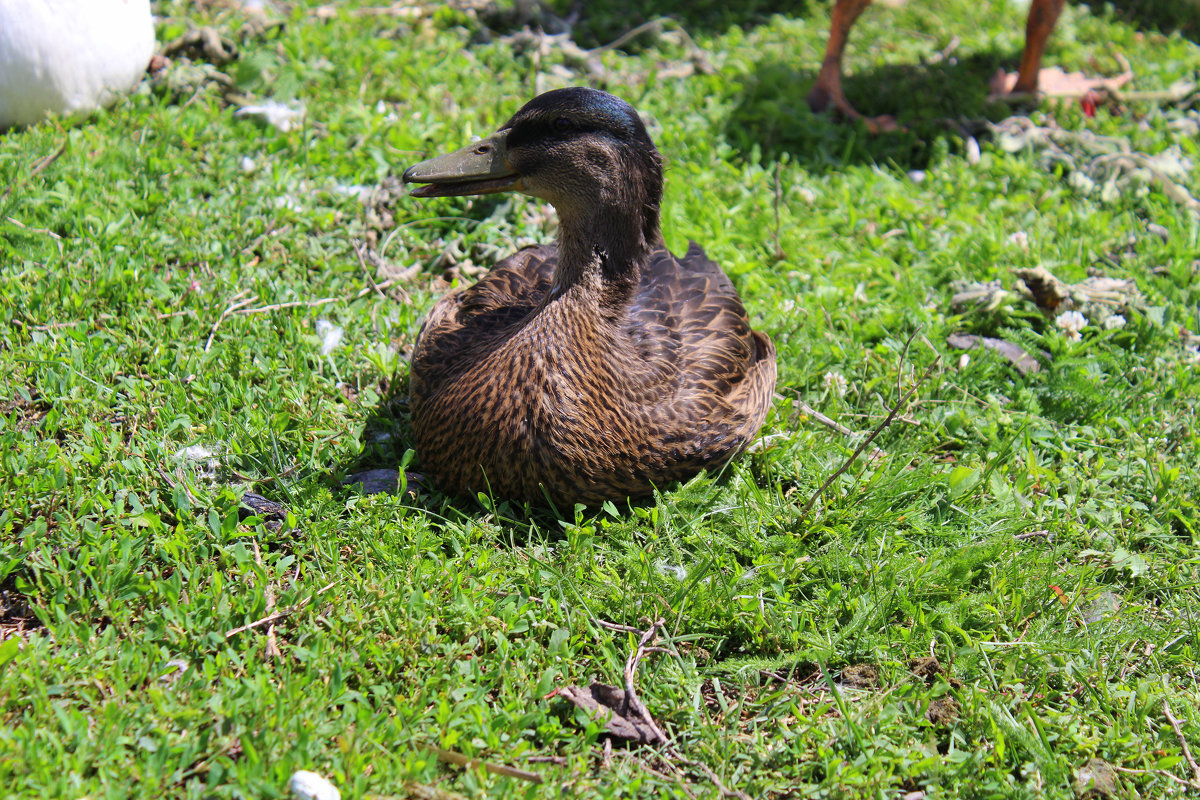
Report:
409,241,777,505
409,245,556,400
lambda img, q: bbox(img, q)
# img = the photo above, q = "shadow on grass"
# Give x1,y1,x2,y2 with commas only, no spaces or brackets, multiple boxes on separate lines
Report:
722,51,1054,171
548,0,814,46
557,0,1198,47
1102,0,1200,38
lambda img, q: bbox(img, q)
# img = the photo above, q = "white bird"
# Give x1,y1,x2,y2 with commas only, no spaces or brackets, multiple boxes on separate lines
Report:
0,0,156,131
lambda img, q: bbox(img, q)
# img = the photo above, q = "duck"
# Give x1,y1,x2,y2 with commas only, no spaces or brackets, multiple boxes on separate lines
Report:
0,0,156,131
402,87,777,507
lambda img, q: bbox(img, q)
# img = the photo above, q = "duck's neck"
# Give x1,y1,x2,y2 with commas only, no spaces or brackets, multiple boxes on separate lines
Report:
550,197,664,308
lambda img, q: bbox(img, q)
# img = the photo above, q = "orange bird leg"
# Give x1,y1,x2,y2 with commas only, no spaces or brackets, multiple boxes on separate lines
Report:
1011,0,1066,93
806,0,875,118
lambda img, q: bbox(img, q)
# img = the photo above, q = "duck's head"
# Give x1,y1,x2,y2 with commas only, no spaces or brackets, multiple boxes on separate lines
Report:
404,88,664,263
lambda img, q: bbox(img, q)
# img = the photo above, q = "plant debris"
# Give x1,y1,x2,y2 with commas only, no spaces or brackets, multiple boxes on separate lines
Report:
992,116,1199,213
947,333,1041,375
925,697,961,726
1072,757,1119,799
839,664,879,688
556,681,669,745
1013,266,1142,317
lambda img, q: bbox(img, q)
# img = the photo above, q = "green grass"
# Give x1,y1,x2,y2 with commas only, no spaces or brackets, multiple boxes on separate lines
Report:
3,0,1200,797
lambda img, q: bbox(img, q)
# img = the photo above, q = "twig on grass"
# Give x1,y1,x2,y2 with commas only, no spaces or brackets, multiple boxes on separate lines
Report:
1014,529,1052,541
1162,698,1200,787
1111,764,1200,791
427,746,544,784
592,619,752,800
204,290,257,351
618,619,670,746
354,242,387,299
771,161,784,262
158,467,200,507
798,335,941,525
523,755,568,766
223,581,336,639
792,398,855,437
782,396,889,460
252,541,281,660
234,278,399,315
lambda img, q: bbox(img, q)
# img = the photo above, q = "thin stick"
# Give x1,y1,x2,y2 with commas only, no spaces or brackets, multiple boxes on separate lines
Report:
771,161,784,262
1163,698,1200,786
1014,529,1052,541
788,396,887,458
792,399,855,436
252,541,281,659
235,279,399,315
598,619,751,800
1111,763,1200,790
354,243,386,299
204,290,257,352
896,332,915,412
224,581,336,638
621,619,670,746
594,619,645,635
676,756,750,800
798,355,940,524
589,19,666,54
427,746,543,784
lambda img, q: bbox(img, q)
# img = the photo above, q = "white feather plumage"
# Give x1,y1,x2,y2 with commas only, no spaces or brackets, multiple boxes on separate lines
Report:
0,0,155,130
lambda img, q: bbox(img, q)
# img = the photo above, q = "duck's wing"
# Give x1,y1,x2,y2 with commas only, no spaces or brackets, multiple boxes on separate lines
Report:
624,242,777,450
628,242,775,397
410,244,557,397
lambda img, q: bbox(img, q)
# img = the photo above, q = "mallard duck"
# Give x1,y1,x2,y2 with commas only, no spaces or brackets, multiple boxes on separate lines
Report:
402,87,777,506
0,0,155,131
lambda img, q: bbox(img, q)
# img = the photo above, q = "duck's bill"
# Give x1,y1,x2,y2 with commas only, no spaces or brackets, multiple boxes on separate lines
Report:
403,130,520,198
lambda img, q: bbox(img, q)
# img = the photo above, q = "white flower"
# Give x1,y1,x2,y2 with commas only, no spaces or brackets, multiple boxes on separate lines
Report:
779,298,795,313
852,282,867,303
240,156,256,173
1007,231,1029,250
315,319,343,355
823,370,849,398
373,100,398,122
289,770,340,800
1103,314,1127,330
1055,310,1088,341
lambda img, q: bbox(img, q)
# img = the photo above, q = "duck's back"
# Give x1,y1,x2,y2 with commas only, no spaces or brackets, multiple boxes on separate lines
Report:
409,242,776,505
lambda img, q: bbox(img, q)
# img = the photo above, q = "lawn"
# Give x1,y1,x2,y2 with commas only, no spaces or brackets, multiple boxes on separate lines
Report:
2,0,1200,797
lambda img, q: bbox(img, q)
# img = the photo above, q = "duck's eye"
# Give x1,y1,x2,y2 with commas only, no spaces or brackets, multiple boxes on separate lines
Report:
553,116,574,133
